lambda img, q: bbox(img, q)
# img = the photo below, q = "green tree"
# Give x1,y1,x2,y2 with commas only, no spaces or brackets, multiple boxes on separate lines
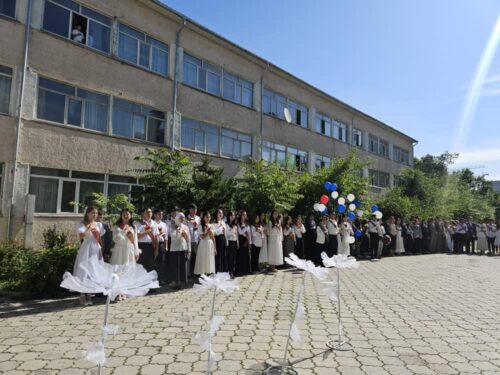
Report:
132,148,193,211
235,159,303,217
191,157,236,214
413,151,458,179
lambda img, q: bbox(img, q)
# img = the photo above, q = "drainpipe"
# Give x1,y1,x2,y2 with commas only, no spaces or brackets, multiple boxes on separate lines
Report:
171,17,187,150
259,62,270,159
7,0,33,241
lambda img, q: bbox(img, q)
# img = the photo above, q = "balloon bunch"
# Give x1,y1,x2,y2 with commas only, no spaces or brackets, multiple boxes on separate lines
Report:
313,181,362,221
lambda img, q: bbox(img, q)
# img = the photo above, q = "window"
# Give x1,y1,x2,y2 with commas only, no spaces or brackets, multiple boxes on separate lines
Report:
314,113,332,137
393,146,410,165
222,71,253,107
117,23,168,76
333,120,347,142
0,162,4,214
112,98,165,144
315,155,331,170
29,167,139,213
380,139,389,158
37,77,109,132
0,65,12,114
181,117,219,154
0,0,15,18
262,89,308,128
369,134,389,157
221,128,252,160
262,141,308,172
369,169,390,188
351,128,363,147
183,53,221,95
42,0,111,54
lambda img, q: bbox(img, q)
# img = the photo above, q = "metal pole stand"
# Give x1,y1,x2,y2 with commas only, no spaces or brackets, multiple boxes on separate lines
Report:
97,293,112,375
326,268,351,351
263,272,306,375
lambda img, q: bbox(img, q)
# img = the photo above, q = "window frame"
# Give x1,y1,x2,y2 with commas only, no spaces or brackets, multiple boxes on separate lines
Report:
180,117,220,155
0,65,13,115
222,70,253,108
315,155,331,170
0,0,16,19
369,169,390,188
262,141,308,172
262,88,308,128
351,128,363,147
183,53,221,96
42,0,112,54
221,128,252,160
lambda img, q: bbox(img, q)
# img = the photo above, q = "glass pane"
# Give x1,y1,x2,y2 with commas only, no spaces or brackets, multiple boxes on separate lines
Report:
37,89,65,123
88,20,110,53
31,166,69,177
183,62,197,86
262,95,271,114
139,42,150,68
221,136,233,157
195,130,204,151
84,101,108,132
206,132,219,154
51,0,79,11
61,180,76,212
0,0,16,17
118,23,144,40
82,7,111,26
29,177,58,213
147,118,164,144
43,1,70,38
72,171,105,180
109,175,136,183
235,84,242,104
78,181,104,212
223,78,235,101
77,88,108,105
181,123,195,149
198,68,207,90
108,183,130,197
39,77,74,95
242,87,252,107
233,141,241,158
133,114,146,140
151,48,167,76
112,108,133,138
241,141,251,159
67,99,82,126
0,75,12,114
118,33,138,64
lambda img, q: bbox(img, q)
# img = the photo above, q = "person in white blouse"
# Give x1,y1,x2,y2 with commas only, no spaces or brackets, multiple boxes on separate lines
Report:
486,219,497,255
315,215,328,265
236,210,252,276
74,206,105,306
292,215,306,259
213,208,227,272
166,213,191,288
153,209,169,284
327,213,339,257
338,215,354,256
282,216,295,260
225,211,239,278
250,215,264,273
135,208,159,273
267,211,284,271
194,212,216,275
186,204,201,278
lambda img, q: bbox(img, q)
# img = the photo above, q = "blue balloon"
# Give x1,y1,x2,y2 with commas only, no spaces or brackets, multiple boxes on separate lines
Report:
347,212,356,221
337,204,346,213
322,207,328,214
354,229,362,238
324,181,332,190
371,204,379,213
354,199,361,207
331,183,338,192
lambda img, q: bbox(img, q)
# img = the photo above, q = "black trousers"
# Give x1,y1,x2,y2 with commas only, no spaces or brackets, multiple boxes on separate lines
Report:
227,240,237,276
369,233,379,259
251,245,261,272
236,235,250,276
465,236,476,253
328,235,338,256
456,233,466,253
295,237,304,259
189,242,198,276
138,243,155,272
487,237,496,252
215,235,227,272
157,241,166,282
166,250,188,284
413,237,422,253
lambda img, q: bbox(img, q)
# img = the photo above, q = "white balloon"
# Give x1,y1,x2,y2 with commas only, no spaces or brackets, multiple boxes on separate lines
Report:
318,203,326,212
375,211,383,219
357,210,364,217
284,107,292,123
331,191,339,199
338,197,346,205
313,203,320,211
349,203,356,211
347,194,355,202
347,236,355,244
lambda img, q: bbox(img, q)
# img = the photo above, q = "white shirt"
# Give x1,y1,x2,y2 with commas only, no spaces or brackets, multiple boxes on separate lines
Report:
368,220,378,233
238,224,252,245
316,226,327,244
226,224,238,241
135,219,158,243
327,220,338,235
71,29,84,43
170,224,190,252
155,220,169,243
455,223,467,234
212,221,226,236
186,215,201,243
251,225,264,247
486,224,497,238
292,223,306,239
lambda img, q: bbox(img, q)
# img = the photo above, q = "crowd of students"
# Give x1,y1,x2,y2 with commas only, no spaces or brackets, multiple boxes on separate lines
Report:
72,204,500,304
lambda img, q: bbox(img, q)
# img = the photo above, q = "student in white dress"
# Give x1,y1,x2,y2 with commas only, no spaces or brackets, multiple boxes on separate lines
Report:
395,217,405,255
225,211,239,278
74,206,105,306
213,209,227,273
236,210,252,276
476,222,489,254
292,215,306,259
167,213,191,287
267,211,284,271
338,216,353,256
258,214,269,267
194,212,216,275
135,208,159,273
251,215,264,273
110,208,141,301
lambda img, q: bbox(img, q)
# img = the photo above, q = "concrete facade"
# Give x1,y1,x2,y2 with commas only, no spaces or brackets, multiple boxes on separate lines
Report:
0,0,417,248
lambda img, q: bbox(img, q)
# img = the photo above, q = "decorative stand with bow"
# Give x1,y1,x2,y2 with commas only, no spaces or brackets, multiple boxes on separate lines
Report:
193,272,239,375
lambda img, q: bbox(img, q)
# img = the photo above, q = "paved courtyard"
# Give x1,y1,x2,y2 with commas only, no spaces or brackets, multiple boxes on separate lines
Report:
1,254,500,375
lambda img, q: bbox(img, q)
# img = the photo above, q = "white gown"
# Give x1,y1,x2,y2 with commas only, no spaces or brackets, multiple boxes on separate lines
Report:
395,227,405,254
258,231,269,264
338,222,352,255
476,225,488,252
73,222,105,280
110,225,139,265
267,223,283,266
194,226,216,275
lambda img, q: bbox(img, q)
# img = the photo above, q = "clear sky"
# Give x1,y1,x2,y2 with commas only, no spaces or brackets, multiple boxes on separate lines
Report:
162,0,500,180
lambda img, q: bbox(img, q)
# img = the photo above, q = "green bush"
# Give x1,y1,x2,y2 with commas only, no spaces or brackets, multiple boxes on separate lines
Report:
42,225,68,249
0,242,78,298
